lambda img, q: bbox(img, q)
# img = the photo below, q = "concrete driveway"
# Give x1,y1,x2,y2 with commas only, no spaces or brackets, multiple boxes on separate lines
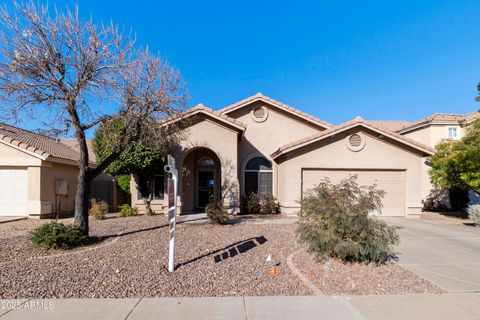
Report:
384,217,480,292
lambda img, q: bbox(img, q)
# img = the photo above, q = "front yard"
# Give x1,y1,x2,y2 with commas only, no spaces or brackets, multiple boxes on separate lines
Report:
0,215,443,298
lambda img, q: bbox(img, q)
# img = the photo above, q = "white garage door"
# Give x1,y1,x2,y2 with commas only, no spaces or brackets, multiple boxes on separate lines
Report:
302,169,406,216
0,169,28,216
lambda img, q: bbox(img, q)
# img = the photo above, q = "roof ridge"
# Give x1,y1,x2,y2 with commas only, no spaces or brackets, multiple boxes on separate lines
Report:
217,93,332,129
272,117,434,159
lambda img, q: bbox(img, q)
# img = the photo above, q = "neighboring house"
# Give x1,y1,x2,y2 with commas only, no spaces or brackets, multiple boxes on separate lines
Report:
130,93,478,217
0,123,116,218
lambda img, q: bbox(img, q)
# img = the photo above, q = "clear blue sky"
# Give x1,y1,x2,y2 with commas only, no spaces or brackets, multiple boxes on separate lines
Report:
10,0,480,124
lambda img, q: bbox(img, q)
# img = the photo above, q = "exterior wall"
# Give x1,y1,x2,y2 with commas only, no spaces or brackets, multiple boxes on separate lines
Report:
276,127,427,216
226,101,324,197
131,116,240,214
39,162,79,217
402,127,432,147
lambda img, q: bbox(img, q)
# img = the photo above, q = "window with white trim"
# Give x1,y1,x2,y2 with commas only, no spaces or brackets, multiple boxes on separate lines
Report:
447,127,459,140
137,174,165,200
244,157,273,195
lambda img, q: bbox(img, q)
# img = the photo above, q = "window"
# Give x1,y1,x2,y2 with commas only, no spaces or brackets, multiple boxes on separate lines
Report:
448,127,459,140
197,156,215,167
137,174,165,200
244,156,273,195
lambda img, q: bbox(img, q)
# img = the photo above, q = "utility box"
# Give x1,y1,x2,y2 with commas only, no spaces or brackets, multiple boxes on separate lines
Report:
55,180,68,195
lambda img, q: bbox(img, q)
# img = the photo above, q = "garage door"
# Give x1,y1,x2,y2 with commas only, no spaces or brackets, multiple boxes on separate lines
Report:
302,169,406,216
0,169,28,216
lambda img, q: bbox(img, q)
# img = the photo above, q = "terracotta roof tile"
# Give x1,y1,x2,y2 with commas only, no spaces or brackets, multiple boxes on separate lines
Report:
366,120,413,132
0,122,81,162
218,93,332,129
272,117,434,158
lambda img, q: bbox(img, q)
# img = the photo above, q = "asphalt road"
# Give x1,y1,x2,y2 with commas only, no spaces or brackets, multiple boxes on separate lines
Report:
384,217,480,292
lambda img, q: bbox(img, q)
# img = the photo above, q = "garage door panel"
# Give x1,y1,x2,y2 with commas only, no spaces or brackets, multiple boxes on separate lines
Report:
0,168,28,216
302,169,405,217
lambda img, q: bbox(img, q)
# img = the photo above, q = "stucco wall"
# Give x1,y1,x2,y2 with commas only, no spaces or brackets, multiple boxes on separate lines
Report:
275,127,427,216
226,101,325,196
40,162,79,216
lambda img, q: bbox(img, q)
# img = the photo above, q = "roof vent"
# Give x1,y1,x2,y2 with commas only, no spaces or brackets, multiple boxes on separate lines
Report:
250,106,268,123
346,133,365,151
349,134,362,147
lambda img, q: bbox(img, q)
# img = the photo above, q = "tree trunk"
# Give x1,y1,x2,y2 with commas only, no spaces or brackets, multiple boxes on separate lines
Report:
142,177,154,215
72,117,91,236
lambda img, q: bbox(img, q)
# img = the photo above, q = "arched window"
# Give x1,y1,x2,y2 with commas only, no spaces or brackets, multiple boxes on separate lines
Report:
244,156,273,195
197,156,215,167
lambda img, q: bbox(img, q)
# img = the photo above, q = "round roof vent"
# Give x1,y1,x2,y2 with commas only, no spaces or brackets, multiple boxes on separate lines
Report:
250,106,268,122
346,133,365,151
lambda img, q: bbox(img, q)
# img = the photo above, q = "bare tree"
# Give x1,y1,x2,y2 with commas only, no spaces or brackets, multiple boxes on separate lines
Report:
0,1,186,235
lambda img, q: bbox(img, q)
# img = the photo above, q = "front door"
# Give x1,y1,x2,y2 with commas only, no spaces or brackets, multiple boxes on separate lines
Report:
198,171,215,208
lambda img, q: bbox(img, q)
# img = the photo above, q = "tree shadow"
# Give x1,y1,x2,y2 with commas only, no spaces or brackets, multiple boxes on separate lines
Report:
176,236,268,270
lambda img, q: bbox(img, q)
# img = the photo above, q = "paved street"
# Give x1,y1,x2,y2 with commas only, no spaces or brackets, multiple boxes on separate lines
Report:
384,217,480,292
1,294,480,320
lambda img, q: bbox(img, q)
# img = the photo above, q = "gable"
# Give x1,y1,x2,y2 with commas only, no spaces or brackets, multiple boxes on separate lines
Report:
0,141,43,166
227,100,327,159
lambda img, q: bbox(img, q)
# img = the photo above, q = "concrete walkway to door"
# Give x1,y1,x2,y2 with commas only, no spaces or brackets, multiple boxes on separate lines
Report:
383,217,480,292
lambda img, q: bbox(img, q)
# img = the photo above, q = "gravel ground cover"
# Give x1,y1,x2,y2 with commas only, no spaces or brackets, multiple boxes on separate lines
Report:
0,215,443,298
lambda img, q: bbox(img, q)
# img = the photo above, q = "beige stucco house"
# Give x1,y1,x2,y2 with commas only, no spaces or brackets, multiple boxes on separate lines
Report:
130,93,479,217
0,124,116,218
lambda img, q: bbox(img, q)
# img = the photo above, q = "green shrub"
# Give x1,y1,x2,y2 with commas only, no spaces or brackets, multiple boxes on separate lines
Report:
119,204,138,217
117,175,131,194
468,204,480,226
206,201,229,224
29,222,88,249
449,187,469,211
89,199,108,220
240,193,280,215
297,175,399,263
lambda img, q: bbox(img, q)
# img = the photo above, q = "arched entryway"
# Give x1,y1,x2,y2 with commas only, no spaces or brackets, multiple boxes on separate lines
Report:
181,148,221,212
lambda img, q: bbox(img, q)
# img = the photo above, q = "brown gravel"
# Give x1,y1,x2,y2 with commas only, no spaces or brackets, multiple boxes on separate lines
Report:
0,215,443,298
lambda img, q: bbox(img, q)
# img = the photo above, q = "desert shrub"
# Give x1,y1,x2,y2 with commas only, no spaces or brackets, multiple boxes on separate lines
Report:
449,187,469,211
468,204,480,226
297,176,399,263
30,222,88,249
259,194,280,214
423,189,449,212
119,204,138,217
240,193,280,214
89,199,108,220
206,201,229,224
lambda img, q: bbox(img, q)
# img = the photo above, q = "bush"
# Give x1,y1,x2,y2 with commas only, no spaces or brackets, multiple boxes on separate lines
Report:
206,201,229,224
30,222,88,249
119,204,138,217
449,187,469,211
117,175,131,194
240,193,280,215
297,176,399,263
468,204,480,226
89,199,108,220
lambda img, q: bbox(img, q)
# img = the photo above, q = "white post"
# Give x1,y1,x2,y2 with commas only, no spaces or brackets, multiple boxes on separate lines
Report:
165,155,178,273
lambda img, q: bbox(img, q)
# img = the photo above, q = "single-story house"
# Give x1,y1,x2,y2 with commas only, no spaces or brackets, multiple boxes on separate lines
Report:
0,124,117,218
130,93,479,217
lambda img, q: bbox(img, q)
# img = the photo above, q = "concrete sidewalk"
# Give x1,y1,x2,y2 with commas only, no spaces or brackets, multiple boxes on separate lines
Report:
1,294,479,320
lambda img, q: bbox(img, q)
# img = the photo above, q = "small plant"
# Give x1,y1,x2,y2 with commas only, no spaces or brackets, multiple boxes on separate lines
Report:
119,204,138,217
259,194,280,214
297,176,399,263
240,193,280,215
206,201,229,224
468,204,480,226
89,199,108,220
29,222,88,249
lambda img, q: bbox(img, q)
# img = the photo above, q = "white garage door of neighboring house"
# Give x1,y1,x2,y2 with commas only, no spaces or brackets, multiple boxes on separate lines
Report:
302,169,406,217
0,169,28,216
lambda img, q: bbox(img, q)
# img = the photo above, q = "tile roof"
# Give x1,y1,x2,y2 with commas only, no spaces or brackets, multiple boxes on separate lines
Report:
60,139,97,163
162,103,247,130
218,93,332,129
398,112,474,133
0,122,81,162
366,120,413,132
272,116,435,159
